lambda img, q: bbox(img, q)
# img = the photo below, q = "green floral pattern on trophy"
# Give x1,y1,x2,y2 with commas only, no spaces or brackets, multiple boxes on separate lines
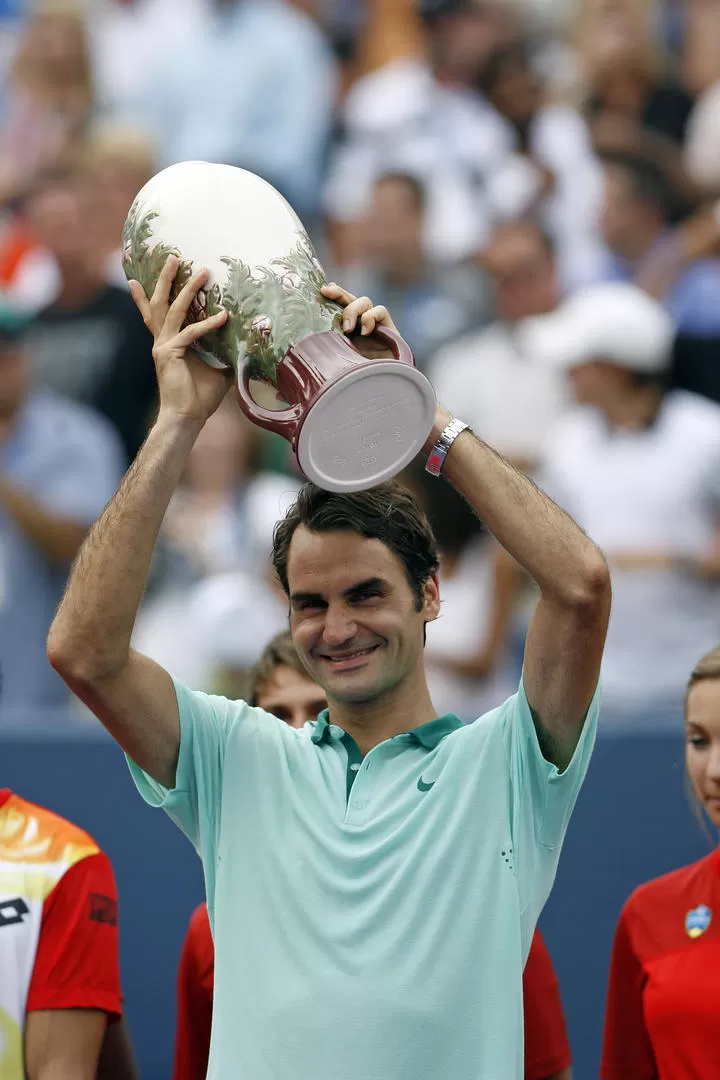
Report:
122,202,343,382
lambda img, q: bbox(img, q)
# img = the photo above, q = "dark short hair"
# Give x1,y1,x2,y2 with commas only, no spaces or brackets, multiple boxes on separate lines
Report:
486,217,556,260
374,171,427,215
245,630,309,706
600,150,675,223
272,481,440,609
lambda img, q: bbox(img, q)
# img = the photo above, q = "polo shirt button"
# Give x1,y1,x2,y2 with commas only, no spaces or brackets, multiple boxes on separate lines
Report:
350,763,361,772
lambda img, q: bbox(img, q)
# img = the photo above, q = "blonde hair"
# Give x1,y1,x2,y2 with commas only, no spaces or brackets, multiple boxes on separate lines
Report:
82,123,157,183
10,6,93,111
687,645,720,693
685,644,720,839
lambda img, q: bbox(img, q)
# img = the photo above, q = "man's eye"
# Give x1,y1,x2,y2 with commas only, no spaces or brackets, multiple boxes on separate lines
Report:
688,735,709,747
355,590,380,602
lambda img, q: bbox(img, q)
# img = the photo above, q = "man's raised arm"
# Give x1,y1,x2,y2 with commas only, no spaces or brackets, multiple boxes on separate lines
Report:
324,284,611,770
47,258,230,788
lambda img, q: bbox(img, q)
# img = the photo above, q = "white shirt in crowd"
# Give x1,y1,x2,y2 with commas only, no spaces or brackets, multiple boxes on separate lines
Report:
429,321,571,466
684,80,720,190
325,58,608,286
425,538,516,723
324,58,511,264
87,0,208,123
540,391,720,717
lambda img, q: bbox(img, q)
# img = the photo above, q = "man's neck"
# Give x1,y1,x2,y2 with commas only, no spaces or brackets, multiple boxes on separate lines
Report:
328,675,438,757
619,222,665,266
383,251,426,288
55,264,105,310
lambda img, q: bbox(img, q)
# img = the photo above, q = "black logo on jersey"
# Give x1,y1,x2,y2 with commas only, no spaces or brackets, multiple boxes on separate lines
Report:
89,893,117,926
0,898,29,927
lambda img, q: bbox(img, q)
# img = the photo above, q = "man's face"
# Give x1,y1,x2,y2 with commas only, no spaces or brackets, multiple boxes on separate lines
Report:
287,527,439,705
255,665,327,730
483,228,558,322
487,61,539,125
567,358,621,407
600,165,643,257
26,184,86,263
364,179,423,271
429,9,508,86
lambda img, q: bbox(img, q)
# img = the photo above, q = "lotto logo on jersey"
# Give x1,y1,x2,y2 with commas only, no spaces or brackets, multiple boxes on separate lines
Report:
685,904,712,938
0,898,29,928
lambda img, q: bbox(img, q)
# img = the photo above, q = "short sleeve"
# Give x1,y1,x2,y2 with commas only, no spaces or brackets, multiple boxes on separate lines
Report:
126,679,246,854
173,903,214,1080
26,851,122,1016
601,903,659,1080
501,677,599,943
523,930,572,1080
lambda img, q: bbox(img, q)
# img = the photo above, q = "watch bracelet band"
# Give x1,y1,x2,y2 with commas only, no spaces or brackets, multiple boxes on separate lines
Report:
425,418,470,477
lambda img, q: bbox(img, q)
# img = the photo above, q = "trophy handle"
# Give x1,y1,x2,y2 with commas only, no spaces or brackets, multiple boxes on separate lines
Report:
369,326,417,367
235,364,304,438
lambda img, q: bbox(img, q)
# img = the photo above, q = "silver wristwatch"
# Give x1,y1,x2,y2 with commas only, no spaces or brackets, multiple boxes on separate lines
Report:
425,418,469,477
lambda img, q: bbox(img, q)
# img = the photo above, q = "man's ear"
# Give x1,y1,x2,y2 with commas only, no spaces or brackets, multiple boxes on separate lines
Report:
422,572,441,622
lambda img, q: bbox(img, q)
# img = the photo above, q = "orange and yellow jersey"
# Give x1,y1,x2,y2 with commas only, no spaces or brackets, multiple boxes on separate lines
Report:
0,789,122,1079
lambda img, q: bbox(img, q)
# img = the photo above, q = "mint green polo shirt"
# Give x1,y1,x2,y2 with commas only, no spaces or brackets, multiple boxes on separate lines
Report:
128,676,599,1080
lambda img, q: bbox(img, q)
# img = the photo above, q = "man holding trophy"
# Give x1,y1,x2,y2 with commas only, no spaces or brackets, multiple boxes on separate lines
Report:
48,163,610,1079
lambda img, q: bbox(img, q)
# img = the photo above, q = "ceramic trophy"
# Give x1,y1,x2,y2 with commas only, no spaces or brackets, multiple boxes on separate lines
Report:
122,161,436,493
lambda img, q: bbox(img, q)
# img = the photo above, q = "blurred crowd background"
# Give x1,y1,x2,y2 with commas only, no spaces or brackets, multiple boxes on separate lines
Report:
1,0,720,734
3,2,720,1076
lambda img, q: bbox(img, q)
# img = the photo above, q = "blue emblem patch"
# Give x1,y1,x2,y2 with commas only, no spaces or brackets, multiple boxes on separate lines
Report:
685,904,712,939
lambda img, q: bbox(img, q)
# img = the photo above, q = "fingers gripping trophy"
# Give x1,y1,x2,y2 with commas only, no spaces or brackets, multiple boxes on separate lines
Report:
122,161,436,492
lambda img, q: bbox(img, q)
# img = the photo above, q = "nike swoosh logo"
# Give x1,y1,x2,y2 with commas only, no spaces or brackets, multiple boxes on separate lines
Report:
417,777,435,792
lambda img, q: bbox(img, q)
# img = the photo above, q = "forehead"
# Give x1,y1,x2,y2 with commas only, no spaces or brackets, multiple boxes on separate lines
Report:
286,526,409,595
687,679,720,729
259,664,323,701
486,228,546,270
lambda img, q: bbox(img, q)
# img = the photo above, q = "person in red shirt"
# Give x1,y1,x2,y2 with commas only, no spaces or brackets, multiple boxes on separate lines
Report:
0,788,137,1080
602,643,720,1080
172,631,572,1080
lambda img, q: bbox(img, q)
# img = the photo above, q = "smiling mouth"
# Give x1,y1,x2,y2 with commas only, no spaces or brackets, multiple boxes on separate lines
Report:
319,645,381,665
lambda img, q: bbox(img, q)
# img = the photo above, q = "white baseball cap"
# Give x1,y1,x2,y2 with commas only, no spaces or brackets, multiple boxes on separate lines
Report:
519,282,675,374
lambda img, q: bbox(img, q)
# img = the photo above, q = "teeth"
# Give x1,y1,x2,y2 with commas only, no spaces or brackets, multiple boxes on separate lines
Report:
330,647,374,661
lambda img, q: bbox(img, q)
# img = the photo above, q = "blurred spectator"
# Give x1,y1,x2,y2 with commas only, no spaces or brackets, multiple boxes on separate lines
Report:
133,394,299,692
429,221,570,471
157,394,296,582
20,165,155,462
404,458,516,722
81,123,156,286
576,0,694,149
87,0,206,124
340,172,486,368
0,301,124,714
139,0,335,219
0,5,93,205
324,0,518,264
478,38,609,288
526,281,720,722
684,81,720,193
6,123,155,305
600,149,720,337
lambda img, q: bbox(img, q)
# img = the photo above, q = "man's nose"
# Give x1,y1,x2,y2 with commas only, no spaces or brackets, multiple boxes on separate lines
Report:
322,604,357,647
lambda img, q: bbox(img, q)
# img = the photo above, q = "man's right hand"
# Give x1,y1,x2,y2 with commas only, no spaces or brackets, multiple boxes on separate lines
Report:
129,255,232,427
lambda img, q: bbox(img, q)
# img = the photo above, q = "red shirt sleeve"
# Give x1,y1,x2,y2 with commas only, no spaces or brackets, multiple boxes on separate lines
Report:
26,851,122,1017
601,903,659,1080
523,930,572,1080
173,903,215,1080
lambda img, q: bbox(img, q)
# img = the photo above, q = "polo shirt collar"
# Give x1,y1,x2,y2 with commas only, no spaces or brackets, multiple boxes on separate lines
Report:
311,711,462,750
